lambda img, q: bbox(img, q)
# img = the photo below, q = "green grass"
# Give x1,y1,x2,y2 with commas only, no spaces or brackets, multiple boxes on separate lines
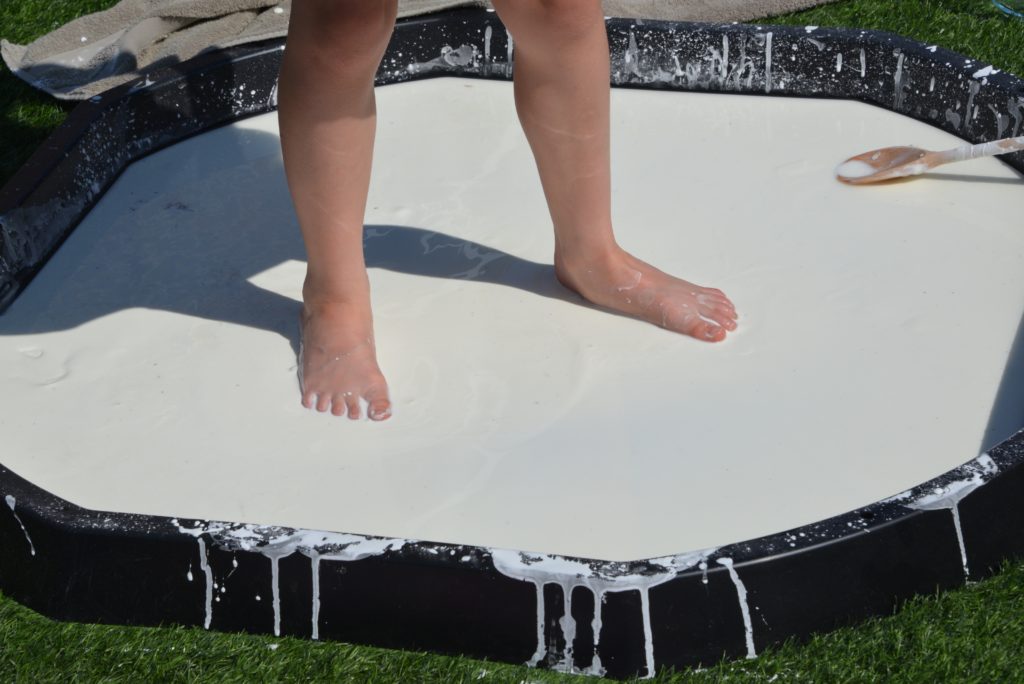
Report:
774,0,1024,78
2,1,1024,682
0,0,119,189
4,560,1024,683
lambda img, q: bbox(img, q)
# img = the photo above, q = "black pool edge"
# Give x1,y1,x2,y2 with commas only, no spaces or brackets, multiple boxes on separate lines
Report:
0,9,1022,679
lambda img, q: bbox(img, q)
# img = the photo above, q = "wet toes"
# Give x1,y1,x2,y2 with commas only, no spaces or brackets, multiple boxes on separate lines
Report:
315,393,332,413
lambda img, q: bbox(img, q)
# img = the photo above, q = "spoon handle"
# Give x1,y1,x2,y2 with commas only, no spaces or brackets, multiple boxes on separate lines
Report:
932,135,1024,165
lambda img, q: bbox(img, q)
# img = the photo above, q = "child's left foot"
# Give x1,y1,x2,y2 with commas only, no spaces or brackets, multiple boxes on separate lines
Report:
554,245,738,342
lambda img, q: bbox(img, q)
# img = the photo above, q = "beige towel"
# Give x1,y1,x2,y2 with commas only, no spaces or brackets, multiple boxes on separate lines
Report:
2,0,835,100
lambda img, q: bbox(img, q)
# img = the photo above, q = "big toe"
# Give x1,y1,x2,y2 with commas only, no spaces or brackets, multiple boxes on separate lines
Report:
677,315,727,342
697,321,727,342
366,388,392,421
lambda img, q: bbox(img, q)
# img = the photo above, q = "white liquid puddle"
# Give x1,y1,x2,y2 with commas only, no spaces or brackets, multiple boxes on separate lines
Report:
717,557,756,659
4,495,36,556
3,82,1024,563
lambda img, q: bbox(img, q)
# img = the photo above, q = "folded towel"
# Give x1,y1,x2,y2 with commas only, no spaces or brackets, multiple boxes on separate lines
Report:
2,0,834,100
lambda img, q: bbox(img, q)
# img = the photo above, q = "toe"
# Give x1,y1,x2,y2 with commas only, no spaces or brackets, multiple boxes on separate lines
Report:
369,402,392,421
330,396,347,417
698,322,727,342
682,316,726,342
366,387,392,421
345,394,361,420
712,308,738,330
316,393,332,413
302,391,317,409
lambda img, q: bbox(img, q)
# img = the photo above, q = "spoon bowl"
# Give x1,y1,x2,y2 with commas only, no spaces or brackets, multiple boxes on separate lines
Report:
836,135,1024,185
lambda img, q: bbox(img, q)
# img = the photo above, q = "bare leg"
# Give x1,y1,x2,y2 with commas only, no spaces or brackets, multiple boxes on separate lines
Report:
277,0,397,419
491,0,738,341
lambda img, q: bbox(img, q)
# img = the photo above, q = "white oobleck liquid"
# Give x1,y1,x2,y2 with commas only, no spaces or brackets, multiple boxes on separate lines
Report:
1,80,1022,561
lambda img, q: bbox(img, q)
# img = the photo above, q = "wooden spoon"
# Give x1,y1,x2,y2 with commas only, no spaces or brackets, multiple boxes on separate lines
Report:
836,135,1024,185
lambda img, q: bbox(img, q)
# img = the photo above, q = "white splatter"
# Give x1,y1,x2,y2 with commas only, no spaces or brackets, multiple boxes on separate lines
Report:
492,547,715,677
887,453,998,582
4,495,35,556
717,557,756,659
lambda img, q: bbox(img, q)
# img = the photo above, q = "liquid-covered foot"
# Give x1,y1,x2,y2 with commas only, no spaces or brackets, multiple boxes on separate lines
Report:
554,245,738,342
298,298,392,420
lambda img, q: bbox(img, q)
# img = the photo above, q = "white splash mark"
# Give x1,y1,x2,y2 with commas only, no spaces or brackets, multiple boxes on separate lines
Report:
584,589,606,676
717,558,756,659
4,495,35,556
269,554,283,635
973,65,1000,79
309,552,322,640
835,53,843,73
527,582,546,667
558,585,577,672
893,50,907,110
719,35,730,82
929,76,936,92
763,32,773,93
616,270,642,292
963,81,981,132
804,25,818,33
484,25,492,69
492,547,715,676
267,79,279,109
187,566,193,582
898,453,999,582
859,48,866,77
988,104,1010,137
198,538,214,628
639,586,656,677
128,76,156,93
174,521,409,638
624,31,642,79
506,29,515,77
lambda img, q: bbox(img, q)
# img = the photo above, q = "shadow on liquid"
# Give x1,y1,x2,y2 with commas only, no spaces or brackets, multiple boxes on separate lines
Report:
0,127,576,361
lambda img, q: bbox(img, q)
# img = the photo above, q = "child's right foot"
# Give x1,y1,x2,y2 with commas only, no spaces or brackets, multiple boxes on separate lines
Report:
298,297,392,420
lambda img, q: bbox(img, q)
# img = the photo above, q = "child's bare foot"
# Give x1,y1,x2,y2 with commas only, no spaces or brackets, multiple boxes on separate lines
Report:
554,245,738,342
298,295,392,420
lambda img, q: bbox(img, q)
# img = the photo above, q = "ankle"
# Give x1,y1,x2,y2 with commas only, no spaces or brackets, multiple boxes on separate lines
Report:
554,238,624,274
303,271,370,304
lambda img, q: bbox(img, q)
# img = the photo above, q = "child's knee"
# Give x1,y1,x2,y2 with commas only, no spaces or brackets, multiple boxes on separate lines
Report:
292,0,396,70
497,0,603,44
